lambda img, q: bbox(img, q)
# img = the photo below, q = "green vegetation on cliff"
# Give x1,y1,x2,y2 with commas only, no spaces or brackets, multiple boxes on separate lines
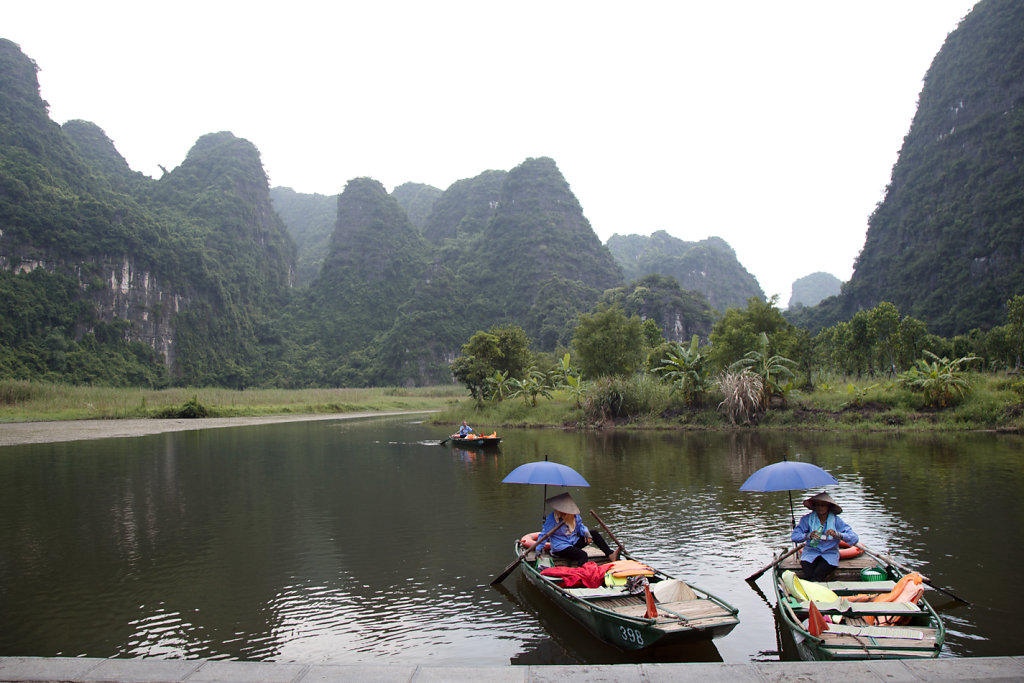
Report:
791,0,1024,336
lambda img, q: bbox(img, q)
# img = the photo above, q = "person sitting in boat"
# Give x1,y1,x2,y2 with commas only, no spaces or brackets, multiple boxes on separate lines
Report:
539,492,619,566
457,421,473,437
791,491,859,582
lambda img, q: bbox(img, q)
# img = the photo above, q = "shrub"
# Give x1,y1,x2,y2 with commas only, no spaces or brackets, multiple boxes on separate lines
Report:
718,371,764,425
582,375,670,423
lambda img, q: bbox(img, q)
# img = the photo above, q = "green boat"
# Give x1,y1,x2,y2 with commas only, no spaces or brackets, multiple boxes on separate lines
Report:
448,433,501,447
772,545,946,660
515,536,739,651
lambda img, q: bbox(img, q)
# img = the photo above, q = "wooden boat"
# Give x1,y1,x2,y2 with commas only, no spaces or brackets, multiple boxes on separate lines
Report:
448,432,501,447
772,545,945,660
514,536,739,651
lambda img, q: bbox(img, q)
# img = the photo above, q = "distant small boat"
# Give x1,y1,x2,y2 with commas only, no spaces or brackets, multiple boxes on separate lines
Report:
448,432,501,447
772,545,945,660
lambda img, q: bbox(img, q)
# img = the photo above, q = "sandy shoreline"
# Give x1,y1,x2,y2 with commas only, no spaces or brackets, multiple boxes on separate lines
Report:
0,411,436,447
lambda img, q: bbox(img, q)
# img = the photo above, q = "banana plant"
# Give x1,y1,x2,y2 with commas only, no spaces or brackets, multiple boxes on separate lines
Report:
897,350,978,408
484,370,513,402
656,335,713,405
509,366,554,407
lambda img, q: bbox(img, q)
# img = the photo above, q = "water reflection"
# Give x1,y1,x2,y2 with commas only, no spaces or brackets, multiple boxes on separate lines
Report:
0,419,1020,664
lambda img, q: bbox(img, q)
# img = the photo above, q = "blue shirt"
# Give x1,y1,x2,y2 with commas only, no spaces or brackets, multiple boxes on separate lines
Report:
540,512,590,554
791,511,858,566
458,424,473,436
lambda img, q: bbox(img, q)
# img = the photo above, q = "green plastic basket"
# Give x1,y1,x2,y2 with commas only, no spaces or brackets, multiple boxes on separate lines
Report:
860,567,887,582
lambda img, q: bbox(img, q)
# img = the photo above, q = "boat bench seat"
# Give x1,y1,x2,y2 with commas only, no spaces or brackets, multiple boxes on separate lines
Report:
564,586,629,599
820,580,897,592
796,599,921,615
824,623,925,639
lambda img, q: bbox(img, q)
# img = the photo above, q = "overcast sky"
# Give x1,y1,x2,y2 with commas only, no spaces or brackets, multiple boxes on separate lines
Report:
7,1,978,303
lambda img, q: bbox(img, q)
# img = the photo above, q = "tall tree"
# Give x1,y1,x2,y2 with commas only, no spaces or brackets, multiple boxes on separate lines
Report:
572,305,644,379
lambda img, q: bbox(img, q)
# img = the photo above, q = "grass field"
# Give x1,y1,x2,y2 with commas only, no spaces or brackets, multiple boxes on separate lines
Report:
0,381,464,422
2,374,1021,433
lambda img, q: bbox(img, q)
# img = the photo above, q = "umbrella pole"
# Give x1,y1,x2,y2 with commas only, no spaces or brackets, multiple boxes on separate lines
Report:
788,491,796,528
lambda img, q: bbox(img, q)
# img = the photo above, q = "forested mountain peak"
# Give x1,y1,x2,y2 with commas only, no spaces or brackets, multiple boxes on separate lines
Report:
390,182,441,232
62,119,145,190
157,132,270,202
311,177,430,357
790,0,1024,335
0,38,48,127
459,157,622,325
269,186,336,286
421,169,506,242
788,272,842,309
0,40,108,200
605,230,763,312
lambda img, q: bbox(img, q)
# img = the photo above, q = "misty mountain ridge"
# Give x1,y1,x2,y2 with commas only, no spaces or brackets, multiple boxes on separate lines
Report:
0,36,738,386
4,0,1023,388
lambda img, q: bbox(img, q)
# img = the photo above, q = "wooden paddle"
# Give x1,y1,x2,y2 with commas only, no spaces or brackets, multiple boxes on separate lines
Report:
746,543,805,582
490,521,565,585
857,542,969,605
589,509,625,555
439,435,452,445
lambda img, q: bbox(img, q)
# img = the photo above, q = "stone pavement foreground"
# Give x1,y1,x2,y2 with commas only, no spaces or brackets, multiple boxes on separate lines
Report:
1,656,1024,682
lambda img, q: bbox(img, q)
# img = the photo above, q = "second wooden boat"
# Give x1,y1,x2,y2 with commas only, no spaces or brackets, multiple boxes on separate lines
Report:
771,545,945,660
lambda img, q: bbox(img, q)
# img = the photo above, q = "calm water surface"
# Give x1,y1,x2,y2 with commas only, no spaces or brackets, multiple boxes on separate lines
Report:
0,415,1021,664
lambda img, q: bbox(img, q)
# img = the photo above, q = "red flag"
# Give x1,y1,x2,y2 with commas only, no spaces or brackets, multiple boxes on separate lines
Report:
808,601,829,637
644,584,658,618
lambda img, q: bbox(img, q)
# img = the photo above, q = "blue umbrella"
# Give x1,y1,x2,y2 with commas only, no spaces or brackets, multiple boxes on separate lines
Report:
502,459,589,516
502,461,590,487
740,461,837,492
740,460,837,527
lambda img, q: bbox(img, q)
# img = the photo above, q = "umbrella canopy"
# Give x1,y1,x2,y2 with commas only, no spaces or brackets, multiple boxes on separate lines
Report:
739,461,837,492
502,461,590,487
740,460,837,528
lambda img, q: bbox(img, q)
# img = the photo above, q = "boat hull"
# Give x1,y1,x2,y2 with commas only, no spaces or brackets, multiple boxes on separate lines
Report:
516,542,739,651
449,436,501,447
771,549,945,661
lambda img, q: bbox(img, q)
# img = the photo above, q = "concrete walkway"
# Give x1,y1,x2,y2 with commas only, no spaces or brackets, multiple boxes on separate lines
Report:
1,656,1022,682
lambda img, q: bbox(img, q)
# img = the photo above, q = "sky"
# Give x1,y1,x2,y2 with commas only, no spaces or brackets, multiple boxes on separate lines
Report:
7,1,979,303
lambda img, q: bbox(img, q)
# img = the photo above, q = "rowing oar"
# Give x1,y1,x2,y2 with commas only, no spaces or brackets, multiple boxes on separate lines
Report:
857,542,969,605
746,543,804,582
439,435,451,446
490,521,565,585
589,509,625,556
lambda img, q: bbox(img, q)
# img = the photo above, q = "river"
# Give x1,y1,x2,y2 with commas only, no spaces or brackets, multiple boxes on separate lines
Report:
0,415,1020,664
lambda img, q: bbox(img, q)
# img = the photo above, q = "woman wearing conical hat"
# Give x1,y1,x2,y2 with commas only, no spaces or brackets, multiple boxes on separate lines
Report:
539,492,619,566
791,492,859,581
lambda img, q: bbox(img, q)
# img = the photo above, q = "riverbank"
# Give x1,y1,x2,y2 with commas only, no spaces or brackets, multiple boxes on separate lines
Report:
2,375,1022,437
0,382,461,423
0,410,436,447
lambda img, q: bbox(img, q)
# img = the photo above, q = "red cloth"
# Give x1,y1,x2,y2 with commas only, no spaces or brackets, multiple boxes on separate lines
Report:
540,561,610,588
644,585,658,618
808,601,829,637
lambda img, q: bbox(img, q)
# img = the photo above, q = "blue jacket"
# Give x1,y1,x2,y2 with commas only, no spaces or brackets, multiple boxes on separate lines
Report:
540,512,590,554
791,511,858,567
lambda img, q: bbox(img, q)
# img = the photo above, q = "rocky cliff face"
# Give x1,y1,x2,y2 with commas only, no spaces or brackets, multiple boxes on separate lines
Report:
0,39,296,384
0,249,187,369
800,0,1024,334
